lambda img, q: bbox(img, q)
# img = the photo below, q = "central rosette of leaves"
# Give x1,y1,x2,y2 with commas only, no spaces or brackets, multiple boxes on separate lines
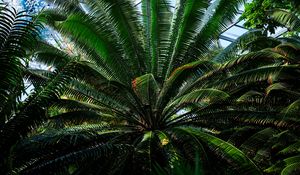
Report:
131,73,230,131
132,74,162,130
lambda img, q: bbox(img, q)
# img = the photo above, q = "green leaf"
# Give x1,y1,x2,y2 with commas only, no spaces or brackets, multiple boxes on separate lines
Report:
278,141,300,156
271,9,300,31
164,0,209,79
132,74,160,106
56,13,134,84
240,128,277,157
164,88,229,116
186,0,246,63
173,127,262,175
281,99,300,117
213,30,264,63
142,0,172,77
265,155,300,174
281,163,300,175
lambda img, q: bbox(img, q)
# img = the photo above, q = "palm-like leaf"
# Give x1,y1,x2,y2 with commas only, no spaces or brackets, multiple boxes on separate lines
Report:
0,5,40,120
271,9,300,32
0,5,42,173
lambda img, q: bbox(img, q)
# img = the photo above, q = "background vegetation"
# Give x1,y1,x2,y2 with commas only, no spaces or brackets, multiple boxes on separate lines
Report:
241,0,300,34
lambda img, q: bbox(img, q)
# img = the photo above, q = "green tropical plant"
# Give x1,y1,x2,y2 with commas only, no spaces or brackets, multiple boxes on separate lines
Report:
0,4,42,173
5,0,300,174
217,31,300,174
239,6,300,172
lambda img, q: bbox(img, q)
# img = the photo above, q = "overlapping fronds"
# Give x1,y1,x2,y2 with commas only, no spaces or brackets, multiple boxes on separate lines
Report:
4,0,300,174
271,9,300,31
0,5,43,173
173,127,262,175
0,5,41,120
